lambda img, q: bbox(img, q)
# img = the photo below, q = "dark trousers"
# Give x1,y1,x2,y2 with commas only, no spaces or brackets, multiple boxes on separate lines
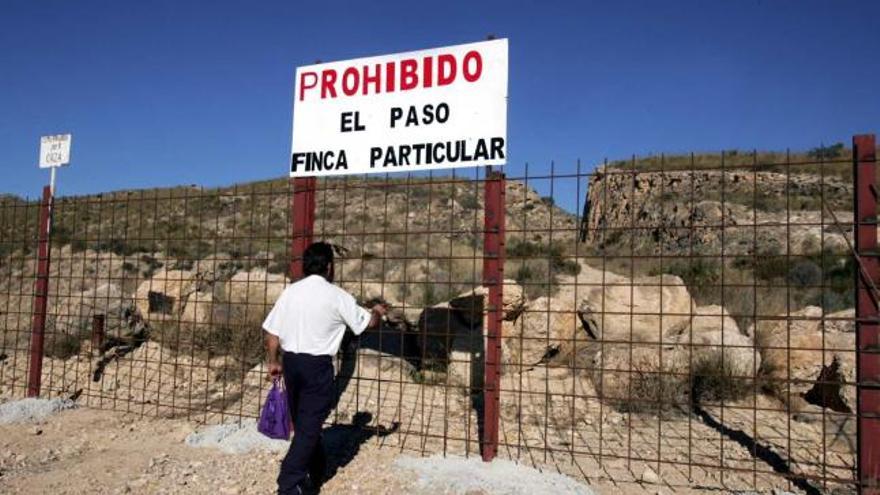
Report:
278,352,334,494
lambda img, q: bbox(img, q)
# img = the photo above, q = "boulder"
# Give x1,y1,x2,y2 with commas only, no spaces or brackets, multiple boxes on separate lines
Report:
339,280,403,307
353,348,416,382
134,269,197,320
502,296,583,367
224,268,288,325
53,283,124,334
447,279,526,325
180,290,215,325
753,307,855,413
577,274,693,343
665,305,759,383
590,343,689,410
588,304,760,410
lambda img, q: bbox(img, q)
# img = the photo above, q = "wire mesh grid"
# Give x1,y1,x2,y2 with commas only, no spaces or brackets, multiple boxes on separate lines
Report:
0,145,872,493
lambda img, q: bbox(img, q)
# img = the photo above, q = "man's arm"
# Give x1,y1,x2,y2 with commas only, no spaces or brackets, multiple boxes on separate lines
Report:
265,331,282,380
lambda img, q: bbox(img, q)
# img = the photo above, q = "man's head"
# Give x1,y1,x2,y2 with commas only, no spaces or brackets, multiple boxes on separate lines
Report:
303,242,335,280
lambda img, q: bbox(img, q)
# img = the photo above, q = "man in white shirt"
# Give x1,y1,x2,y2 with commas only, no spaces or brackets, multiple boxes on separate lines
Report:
263,242,386,495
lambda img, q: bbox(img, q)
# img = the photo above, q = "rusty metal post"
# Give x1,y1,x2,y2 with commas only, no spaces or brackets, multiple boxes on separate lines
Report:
91,314,105,355
290,177,317,281
27,185,53,397
482,170,505,461
855,133,880,494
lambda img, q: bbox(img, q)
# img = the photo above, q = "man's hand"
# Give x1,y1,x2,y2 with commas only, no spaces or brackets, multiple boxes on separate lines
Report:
264,331,282,381
367,303,388,329
267,361,282,382
372,303,388,317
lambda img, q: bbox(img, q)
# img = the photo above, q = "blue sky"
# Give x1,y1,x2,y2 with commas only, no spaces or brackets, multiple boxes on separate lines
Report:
1,0,878,206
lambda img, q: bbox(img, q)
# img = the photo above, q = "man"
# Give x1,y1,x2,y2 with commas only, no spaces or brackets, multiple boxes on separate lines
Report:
263,242,386,494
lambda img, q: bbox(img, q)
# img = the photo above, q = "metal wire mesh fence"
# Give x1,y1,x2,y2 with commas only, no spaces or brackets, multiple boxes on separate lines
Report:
0,136,876,493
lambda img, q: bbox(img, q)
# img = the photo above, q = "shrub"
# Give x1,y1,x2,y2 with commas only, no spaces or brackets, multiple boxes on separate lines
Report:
458,193,480,210
808,143,845,160
656,258,721,289
691,356,753,404
788,259,822,287
45,333,83,360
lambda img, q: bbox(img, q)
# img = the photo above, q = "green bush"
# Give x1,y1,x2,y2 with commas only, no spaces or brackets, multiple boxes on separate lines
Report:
654,258,721,288
808,142,845,159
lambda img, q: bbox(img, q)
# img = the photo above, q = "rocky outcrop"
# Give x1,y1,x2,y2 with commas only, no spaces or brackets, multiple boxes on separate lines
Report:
584,167,851,255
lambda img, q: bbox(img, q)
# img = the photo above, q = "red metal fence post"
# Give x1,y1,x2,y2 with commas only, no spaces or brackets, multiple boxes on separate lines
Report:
27,185,53,397
855,133,880,494
290,177,317,281
482,170,505,462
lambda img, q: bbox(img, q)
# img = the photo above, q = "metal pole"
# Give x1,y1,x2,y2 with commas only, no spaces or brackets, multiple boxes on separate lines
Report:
91,314,105,356
855,133,880,494
482,170,505,461
27,185,53,397
290,177,317,281
49,166,57,196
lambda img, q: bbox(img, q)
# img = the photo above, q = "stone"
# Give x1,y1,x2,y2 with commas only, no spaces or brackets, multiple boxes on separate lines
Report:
753,306,855,413
503,296,583,367
588,304,760,409
224,268,288,325
53,283,124,335
577,274,693,344
134,269,197,320
180,290,214,325
665,305,760,383
447,279,526,325
350,349,416,383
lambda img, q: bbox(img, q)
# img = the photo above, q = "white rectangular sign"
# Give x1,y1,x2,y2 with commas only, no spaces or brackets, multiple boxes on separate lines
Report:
39,134,72,168
290,39,508,177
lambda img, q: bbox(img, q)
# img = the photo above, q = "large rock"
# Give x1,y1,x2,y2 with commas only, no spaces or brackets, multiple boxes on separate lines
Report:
134,269,197,320
590,343,688,410
53,283,124,334
352,348,416,382
753,306,855,413
224,269,288,325
577,274,693,343
447,279,525,325
339,280,403,307
502,296,584,367
665,305,759,382
412,280,526,371
180,290,215,325
588,304,760,410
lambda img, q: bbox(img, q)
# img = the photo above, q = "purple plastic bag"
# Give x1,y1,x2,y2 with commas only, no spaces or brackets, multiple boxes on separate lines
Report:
258,378,291,440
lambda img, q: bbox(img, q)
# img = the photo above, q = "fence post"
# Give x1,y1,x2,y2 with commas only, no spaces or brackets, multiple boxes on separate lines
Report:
290,177,317,281
27,185,53,397
855,133,880,494
91,314,105,356
482,170,505,461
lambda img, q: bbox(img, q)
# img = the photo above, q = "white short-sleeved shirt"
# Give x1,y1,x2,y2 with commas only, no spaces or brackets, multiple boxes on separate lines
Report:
262,274,371,356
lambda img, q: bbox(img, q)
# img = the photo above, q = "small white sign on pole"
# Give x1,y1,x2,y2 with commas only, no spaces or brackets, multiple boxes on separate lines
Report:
290,39,508,177
39,134,72,168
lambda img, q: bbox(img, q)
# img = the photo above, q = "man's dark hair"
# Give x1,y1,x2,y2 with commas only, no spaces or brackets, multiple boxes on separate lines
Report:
303,242,334,277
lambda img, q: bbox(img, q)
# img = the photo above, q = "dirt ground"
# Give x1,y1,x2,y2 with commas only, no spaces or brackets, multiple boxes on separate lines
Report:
1,406,611,495
0,407,411,494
